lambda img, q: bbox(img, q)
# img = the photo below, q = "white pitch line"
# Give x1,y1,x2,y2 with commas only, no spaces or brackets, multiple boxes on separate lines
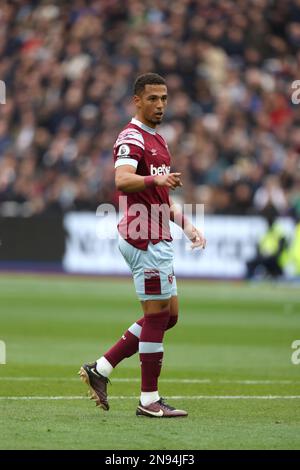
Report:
0,377,209,383
0,377,299,384
1,395,300,401
218,380,300,385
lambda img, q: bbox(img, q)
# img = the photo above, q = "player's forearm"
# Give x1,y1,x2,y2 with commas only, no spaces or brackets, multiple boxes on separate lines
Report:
115,172,154,193
170,199,206,247
169,199,191,228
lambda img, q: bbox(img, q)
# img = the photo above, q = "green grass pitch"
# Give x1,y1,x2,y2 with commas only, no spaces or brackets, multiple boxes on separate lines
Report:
0,274,299,450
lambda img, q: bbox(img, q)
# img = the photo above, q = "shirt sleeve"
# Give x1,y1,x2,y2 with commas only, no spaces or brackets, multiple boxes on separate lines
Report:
114,129,144,169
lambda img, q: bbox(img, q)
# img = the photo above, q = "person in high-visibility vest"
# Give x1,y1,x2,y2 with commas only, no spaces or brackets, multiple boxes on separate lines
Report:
286,219,300,276
246,214,288,279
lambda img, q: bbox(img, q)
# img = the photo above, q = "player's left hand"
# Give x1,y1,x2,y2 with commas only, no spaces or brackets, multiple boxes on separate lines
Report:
185,226,206,250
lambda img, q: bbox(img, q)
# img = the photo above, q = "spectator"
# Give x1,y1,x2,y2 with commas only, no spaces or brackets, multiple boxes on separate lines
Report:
0,0,299,218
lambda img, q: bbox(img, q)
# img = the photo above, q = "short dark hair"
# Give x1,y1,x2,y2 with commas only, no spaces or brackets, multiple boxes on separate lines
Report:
134,73,166,95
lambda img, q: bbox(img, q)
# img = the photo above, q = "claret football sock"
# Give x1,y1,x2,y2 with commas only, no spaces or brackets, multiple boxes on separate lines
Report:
167,315,178,330
139,310,170,395
102,318,144,368
100,313,177,371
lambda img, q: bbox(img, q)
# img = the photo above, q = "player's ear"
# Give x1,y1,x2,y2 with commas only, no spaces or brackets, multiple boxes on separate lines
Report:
133,94,142,108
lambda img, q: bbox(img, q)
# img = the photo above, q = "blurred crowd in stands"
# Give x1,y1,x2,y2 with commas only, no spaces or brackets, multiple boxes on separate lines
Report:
0,0,300,218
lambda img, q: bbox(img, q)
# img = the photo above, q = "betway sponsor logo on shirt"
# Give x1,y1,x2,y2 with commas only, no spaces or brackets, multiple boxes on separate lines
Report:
150,164,170,176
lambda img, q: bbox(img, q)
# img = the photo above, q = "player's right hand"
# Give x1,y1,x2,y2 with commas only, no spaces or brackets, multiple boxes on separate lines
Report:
154,173,183,190
188,226,206,250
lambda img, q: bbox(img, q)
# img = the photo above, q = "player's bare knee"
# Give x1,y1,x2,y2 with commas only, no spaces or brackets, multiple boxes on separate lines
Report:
144,298,170,314
170,296,179,317
170,304,178,317
160,299,170,312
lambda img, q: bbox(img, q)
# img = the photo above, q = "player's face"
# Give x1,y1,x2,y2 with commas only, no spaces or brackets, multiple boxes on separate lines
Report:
134,84,168,127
